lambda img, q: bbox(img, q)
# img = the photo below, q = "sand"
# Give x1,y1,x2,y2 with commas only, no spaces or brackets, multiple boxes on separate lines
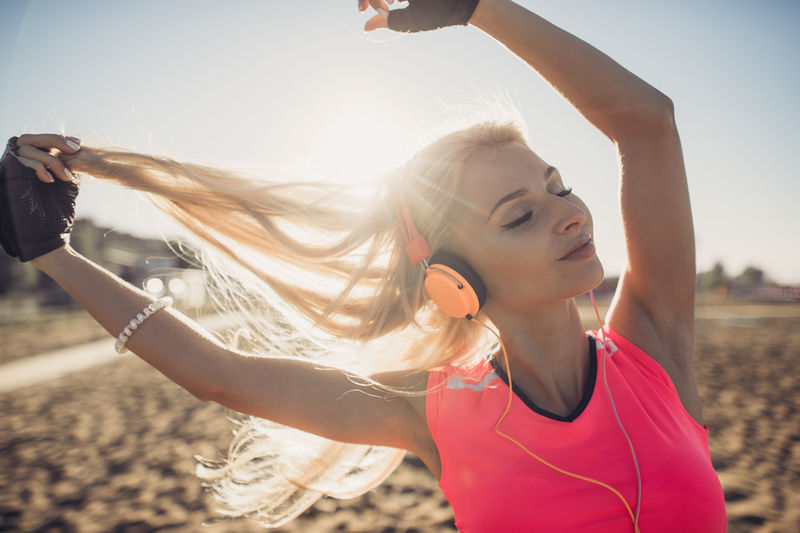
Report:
1,303,799,532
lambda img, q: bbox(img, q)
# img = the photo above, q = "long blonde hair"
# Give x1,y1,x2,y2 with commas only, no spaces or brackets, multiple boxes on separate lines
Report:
63,119,527,526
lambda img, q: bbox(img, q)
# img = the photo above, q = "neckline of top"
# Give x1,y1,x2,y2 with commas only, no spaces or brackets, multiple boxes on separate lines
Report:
489,335,598,423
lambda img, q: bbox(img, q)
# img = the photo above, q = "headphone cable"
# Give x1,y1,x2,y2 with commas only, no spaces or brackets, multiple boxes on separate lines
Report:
470,294,641,532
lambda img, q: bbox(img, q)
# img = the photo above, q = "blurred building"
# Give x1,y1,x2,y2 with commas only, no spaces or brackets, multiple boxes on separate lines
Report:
733,286,800,302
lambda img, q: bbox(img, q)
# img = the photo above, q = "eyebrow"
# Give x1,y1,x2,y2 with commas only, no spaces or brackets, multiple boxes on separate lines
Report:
486,166,557,220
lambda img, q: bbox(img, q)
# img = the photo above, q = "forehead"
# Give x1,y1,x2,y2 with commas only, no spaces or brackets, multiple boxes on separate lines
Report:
458,142,551,214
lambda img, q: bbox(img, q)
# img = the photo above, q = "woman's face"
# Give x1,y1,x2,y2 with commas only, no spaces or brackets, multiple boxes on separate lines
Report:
446,142,604,316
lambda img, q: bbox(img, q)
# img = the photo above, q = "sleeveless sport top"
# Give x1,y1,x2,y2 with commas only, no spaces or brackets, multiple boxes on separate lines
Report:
425,327,726,532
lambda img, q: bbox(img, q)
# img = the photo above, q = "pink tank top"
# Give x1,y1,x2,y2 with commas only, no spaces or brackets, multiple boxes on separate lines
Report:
425,327,726,532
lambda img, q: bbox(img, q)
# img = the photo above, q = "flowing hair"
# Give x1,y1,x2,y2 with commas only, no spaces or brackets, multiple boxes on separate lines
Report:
62,118,527,527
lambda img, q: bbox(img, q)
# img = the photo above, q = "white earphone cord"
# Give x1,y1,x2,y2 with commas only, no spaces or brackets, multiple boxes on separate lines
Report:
590,290,642,528
471,289,642,532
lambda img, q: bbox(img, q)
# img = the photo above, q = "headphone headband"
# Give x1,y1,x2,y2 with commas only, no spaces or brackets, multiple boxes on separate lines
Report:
396,191,486,319
397,194,431,265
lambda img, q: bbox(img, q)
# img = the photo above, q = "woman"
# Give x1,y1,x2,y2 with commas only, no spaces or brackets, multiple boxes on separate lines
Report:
0,0,726,530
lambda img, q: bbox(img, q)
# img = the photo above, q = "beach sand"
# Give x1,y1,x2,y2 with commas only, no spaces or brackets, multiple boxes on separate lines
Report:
1,303,798,532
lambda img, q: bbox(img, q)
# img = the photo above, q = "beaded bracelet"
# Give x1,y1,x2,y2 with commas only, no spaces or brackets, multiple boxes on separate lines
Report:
114,296,173,354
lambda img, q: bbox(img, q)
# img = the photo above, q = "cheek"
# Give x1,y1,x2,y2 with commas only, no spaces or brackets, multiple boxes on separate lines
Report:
449,221,556,298
473,235,553,298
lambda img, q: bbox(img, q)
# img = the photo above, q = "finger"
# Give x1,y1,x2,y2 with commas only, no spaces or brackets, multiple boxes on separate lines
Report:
16,133,82,154
17,144,75,182
364,12,389,31
15,154,56,183
367,0,390,17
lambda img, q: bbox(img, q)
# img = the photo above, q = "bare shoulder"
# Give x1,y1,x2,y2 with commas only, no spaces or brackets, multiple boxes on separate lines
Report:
371,368,442,479
370,368,430,418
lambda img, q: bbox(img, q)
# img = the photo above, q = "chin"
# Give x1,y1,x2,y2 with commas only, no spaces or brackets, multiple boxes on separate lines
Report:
572,259,605,297
590,259,605,287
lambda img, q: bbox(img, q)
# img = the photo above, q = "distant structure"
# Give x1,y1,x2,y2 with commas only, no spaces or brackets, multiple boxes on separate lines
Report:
697,262,800,302
733,286,800,302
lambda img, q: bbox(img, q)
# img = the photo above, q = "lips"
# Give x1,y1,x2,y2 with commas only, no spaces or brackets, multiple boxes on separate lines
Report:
559,235,594,261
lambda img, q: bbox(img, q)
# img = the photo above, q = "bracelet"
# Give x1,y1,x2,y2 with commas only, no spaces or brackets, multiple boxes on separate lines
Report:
114,297,173,354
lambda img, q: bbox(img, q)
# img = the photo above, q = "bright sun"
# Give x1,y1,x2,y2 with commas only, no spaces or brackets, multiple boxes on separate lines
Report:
300,96,422,186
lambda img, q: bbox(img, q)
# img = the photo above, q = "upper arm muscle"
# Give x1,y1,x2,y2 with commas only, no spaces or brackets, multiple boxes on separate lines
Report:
608,110,695,362
210,353,430,452
605,108,704,423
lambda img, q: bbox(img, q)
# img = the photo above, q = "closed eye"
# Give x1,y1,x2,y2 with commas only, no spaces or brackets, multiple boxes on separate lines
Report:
502,211,532,229
500,188,571,229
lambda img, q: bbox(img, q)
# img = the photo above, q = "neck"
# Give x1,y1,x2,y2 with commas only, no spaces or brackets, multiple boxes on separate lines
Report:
490,298,591,417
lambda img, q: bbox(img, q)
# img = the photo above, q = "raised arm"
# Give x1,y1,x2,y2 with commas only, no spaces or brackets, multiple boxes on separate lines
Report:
468,0,674,140
367,0,700,419
467,1,696,380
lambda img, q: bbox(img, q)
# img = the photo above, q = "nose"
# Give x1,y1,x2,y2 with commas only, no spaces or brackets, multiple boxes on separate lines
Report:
554,199,586,234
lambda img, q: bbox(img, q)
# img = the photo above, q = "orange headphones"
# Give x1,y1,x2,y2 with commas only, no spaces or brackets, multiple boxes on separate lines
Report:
397,194,486,319
397,191,642,531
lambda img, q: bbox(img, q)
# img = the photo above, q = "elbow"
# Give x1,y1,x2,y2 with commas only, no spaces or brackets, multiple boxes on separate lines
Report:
184,379,221,402
189,357,232,403
192,383,220,403
643,91,676,129
191,348,238,403
652,93,676,129
192,353,242,406
650,88,674,114
613,93,677,144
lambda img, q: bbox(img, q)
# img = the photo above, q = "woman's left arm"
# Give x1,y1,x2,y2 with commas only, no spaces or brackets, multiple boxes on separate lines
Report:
365,0,700,417
467,0,698,406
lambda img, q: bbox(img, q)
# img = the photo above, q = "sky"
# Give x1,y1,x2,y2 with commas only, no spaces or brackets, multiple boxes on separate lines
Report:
1,0,798,283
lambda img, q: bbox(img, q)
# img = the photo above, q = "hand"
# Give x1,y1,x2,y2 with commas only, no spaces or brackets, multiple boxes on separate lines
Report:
360,0,480,33
0,134,81,262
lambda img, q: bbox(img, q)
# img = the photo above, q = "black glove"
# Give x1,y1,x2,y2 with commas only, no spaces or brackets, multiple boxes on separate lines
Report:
388,0,480,33
0,137,79,262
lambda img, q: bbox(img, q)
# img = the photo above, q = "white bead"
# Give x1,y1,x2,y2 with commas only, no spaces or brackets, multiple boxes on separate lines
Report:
113,297,172,355
114,339,128,354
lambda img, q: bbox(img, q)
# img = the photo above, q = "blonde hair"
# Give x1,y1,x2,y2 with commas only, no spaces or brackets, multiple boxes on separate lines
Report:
63,119,527,527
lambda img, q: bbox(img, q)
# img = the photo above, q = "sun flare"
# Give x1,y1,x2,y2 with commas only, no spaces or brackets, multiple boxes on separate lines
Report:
298,96,421,187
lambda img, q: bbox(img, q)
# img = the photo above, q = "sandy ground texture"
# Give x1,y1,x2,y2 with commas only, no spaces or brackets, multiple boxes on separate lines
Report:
1,303,799,532
0,307,108,367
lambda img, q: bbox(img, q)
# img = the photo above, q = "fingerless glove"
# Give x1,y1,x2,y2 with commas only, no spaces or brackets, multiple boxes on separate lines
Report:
388,0,480,33
0,137,79,262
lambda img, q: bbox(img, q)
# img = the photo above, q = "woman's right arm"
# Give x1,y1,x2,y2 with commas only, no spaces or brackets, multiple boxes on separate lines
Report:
32,245,430,451
32,245,227,401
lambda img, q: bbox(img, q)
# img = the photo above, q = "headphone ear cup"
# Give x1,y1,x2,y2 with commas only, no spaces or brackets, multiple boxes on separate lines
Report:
424,251,487,318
